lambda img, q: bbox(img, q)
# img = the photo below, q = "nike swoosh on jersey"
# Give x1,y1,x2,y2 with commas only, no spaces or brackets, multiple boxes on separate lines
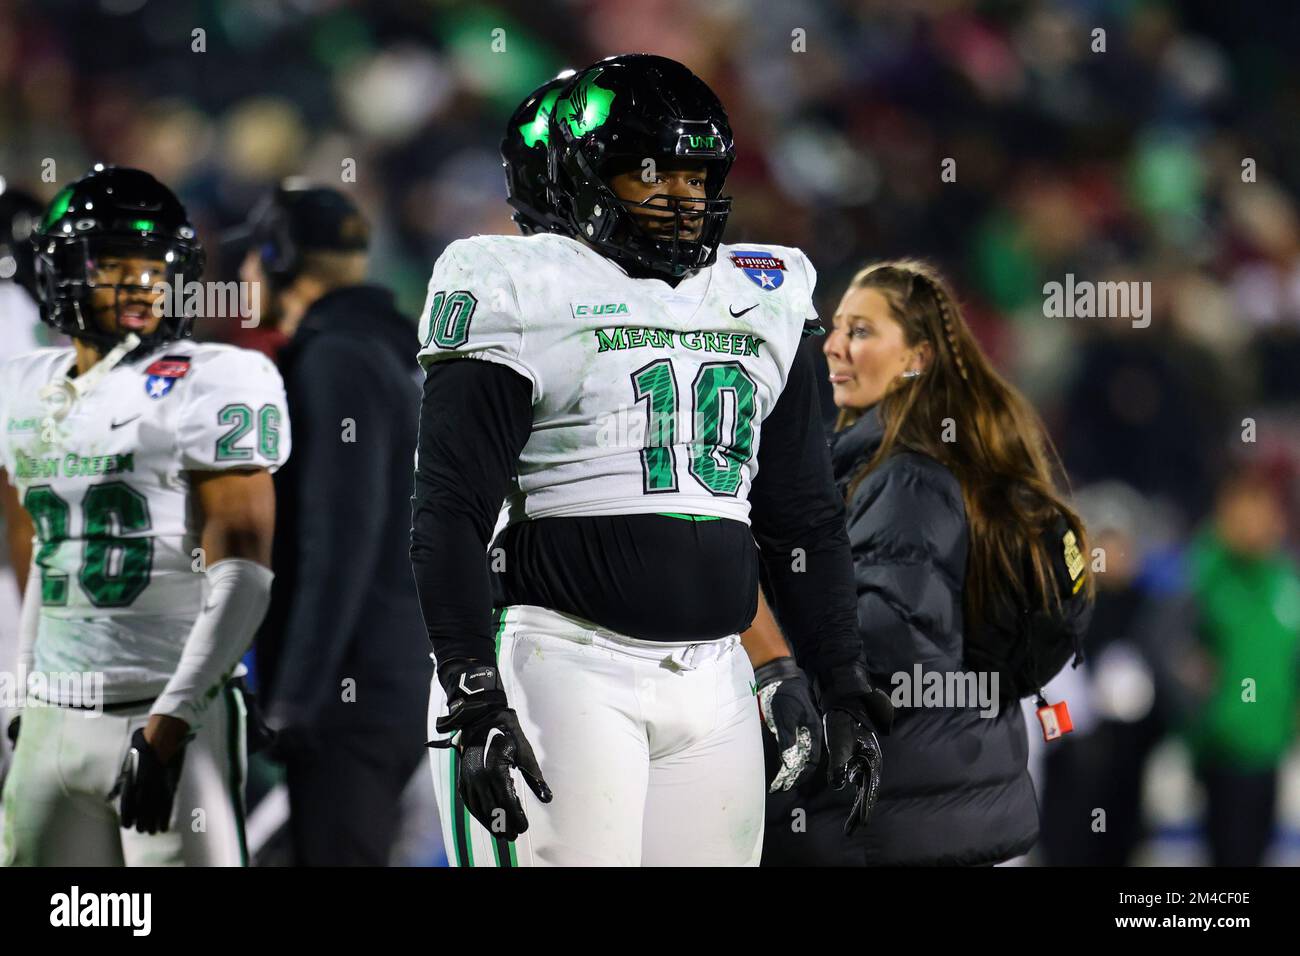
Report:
729,304,758,318
110,414,142,430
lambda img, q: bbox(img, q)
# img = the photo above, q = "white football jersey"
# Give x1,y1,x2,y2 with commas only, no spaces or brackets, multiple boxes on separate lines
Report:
0,340,290,704
418,234,817,527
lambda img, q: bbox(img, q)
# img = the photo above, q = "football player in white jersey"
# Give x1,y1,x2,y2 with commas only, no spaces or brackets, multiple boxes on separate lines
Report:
0,166,290,866
413,55,892,867
499,67,829,807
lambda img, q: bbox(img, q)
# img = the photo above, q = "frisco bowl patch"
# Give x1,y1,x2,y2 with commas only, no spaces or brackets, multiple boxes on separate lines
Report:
144,356,191,379
729,251,786,290
143,355,189,399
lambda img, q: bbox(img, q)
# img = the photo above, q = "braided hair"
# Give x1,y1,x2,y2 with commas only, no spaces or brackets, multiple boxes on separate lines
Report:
834,258,1090,627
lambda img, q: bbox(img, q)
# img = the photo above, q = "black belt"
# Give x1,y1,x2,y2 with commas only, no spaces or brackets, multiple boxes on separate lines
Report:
32,674,244,713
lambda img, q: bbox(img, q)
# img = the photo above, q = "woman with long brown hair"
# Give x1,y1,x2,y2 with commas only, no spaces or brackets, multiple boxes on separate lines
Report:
763,259,1093,866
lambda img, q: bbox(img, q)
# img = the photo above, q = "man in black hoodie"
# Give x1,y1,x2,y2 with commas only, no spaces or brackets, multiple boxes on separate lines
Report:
236,185,431,865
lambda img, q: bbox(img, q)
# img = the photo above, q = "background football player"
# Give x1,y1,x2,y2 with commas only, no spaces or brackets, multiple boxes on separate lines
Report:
0,165,289,866
413,54,891,867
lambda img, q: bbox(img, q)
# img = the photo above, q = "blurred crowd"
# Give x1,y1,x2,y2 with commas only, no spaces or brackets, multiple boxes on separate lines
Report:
2,0,1299,864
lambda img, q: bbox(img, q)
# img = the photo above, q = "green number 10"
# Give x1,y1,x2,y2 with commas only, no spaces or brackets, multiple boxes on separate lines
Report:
629,359,757,497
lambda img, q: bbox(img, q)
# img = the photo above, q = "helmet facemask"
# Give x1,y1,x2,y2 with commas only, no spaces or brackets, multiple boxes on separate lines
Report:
556,144,732,279
547,58,736,280
34,232,205,356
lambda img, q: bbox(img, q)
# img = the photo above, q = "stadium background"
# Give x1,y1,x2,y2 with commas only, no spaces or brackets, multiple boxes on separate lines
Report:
1,0,1298,865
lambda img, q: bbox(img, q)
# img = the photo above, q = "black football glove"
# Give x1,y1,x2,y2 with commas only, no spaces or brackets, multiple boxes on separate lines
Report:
428,660,552,841
753,657,822,792
112,728,187,834
817,661,894,837
5,714,18,746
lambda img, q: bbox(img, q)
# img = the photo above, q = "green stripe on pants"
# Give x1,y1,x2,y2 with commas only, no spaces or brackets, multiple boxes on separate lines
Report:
449,747,472,867
226,683,249,867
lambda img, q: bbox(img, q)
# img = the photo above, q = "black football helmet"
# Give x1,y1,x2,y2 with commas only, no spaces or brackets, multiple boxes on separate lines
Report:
0,181,43,299
501,71,575,236
32,165,205,352
547,54,734,279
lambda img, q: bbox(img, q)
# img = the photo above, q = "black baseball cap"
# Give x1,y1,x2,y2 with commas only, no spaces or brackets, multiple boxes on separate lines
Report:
224,181,369,268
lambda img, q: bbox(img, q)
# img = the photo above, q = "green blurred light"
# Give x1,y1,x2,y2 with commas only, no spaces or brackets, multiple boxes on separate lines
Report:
441,8,561,110
311,10,375,70
1130,136,1204,218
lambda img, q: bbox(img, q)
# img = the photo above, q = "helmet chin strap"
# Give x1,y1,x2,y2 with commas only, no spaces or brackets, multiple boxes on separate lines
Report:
38,332,142,429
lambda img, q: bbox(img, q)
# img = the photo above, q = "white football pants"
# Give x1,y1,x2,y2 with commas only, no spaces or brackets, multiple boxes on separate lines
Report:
428,604,765,867
1,683,247,866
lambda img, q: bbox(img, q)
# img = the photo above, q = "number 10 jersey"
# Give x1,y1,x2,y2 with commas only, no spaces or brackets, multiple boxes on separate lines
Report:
417,233,818,529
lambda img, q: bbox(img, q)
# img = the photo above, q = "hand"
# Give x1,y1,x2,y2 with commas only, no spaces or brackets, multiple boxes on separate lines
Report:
112,725,188,833
428,661,551,841
5,714,18,747
817,661,894,837
143,714,190,764
753,657,822,792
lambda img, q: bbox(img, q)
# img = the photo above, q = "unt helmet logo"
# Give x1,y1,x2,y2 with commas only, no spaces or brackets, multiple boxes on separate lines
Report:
557,71,616,138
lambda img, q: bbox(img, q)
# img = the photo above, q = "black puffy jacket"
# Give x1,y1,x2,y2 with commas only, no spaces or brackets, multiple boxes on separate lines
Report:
765,405,1041,866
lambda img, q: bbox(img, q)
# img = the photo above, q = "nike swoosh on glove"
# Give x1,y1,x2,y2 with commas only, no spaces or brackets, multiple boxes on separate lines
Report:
428,661,552,841
111,728,186,834
817,661,894,837
753,657,823,792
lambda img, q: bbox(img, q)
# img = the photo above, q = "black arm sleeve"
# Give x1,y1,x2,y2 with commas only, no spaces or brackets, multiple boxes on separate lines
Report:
410,358,533,666
749,343,861,675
